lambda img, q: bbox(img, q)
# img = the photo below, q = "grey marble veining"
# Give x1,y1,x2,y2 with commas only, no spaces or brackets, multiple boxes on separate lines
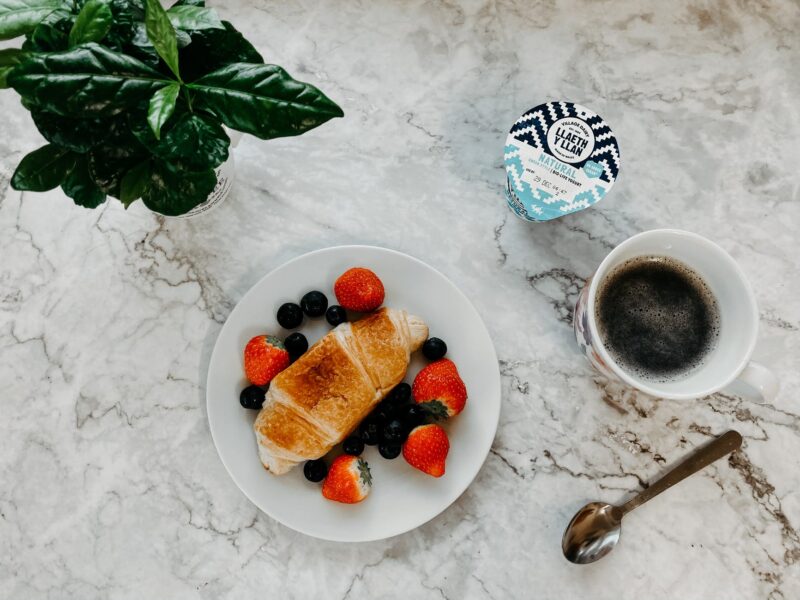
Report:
1,1,799,598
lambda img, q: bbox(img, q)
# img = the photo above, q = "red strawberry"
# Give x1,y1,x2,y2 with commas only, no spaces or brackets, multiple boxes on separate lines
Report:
402,424,449,477
244,335,290,386
322,455,372,503
334,267,385,312
412,359,467,418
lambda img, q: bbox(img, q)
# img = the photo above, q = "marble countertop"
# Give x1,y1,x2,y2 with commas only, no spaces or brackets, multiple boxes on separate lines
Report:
2,0,799,598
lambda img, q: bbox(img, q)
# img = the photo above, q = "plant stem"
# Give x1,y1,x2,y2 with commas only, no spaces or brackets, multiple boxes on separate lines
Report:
183,86,194,113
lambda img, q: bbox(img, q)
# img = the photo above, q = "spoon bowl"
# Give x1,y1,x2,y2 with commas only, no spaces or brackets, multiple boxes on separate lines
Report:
562,502,622,564
561,431,742,565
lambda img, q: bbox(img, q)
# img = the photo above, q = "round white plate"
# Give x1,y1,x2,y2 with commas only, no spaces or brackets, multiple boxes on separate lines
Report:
206,246,501,542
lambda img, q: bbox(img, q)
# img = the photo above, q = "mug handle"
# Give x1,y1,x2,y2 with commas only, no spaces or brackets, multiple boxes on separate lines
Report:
736,361,779,403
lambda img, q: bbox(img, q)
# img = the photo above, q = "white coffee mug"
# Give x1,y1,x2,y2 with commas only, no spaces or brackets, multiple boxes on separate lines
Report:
573,229,779,402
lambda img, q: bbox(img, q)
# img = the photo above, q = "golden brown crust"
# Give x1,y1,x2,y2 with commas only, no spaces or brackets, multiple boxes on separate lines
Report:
348,309,409,392
271,333,376,440
254,401,330,460
254,308,426,474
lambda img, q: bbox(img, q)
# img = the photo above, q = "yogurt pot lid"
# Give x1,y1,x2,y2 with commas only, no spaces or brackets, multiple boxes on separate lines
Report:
503,101,621,222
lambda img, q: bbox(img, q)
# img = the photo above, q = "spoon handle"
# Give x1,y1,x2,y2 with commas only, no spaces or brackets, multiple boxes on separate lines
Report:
619,430,742,516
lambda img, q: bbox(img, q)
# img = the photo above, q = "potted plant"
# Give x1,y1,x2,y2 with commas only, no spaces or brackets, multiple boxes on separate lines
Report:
0,0,344,216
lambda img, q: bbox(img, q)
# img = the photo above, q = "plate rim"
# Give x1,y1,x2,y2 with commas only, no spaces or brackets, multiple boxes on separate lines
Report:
206,244,501,542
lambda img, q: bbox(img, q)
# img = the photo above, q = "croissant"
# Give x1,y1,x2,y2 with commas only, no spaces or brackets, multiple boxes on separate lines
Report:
254,307,428,474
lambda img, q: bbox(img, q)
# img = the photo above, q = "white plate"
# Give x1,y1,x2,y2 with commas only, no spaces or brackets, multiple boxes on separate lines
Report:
206,246,501,542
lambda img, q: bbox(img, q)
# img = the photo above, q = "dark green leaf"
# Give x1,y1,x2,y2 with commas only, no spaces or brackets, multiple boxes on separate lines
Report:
88,118,148,196
119,160,150,206
104,0,136,48
125,22,160,68
158,112,229,170
178,20,262,82
0,48,23,88
0,0,61,40
130,105,229,171
188,63,343,139
166,5,222,31
144,0,179,79
0,46,24,64
21,7,71,52
147,81,179,139
62,154,106,207
141,160,216,216
173,0,204,6
8,43,172,116
11,144,75,191
68,0,112,47
30,109,112,152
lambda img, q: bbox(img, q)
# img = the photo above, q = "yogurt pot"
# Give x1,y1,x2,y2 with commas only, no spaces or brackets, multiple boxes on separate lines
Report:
503,101,621,222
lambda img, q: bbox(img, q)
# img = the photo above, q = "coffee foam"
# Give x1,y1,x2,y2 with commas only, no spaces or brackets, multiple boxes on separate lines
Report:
595,255,720,383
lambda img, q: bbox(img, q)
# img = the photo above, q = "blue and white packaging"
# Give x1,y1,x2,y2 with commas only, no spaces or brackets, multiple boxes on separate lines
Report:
504,102,621,222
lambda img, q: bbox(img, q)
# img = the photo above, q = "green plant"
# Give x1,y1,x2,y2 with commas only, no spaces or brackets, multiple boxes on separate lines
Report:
0,0,344,215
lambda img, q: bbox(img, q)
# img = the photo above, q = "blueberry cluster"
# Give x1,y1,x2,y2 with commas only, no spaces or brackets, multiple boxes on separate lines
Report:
354,383,428,459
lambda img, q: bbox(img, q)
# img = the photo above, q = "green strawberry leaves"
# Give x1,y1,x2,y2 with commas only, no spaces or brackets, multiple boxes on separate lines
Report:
11,143,75,191
8,43,172,116
147,80,179,139
188,63,344,139
419,400,450,420
357,458,372,486
0,0,61,40
68,0,112,47
143,0,179,79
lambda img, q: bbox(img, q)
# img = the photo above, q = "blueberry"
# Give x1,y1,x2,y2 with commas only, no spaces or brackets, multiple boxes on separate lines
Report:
372,403,394,424
403,404,426,428
422,337,447,360
301,291,328,317
239,385,266,409
325,305,347,327
284,332,308,360
303,459,327,482
378,443,401,460
360,418,381,446
343,436,365,456
387,382,411,406
382,419,407,443
277,302,303,329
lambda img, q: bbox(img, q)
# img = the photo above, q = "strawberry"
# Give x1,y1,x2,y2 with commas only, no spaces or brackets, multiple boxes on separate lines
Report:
244,335,290,386
402,424,449,477
412,359,467,418
334,267,385,312
322,455,372,503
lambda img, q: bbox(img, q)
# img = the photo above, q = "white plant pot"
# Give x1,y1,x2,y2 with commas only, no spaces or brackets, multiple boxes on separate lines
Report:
159,129,242,220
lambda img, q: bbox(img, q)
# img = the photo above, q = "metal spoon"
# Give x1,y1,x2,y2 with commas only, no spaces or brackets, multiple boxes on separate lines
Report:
562,430,742,564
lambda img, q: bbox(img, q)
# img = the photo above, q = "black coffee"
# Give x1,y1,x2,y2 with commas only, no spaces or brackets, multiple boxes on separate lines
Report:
595,256,719,382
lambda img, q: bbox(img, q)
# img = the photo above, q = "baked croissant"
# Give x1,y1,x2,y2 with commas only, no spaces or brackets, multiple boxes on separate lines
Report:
254,307,428,474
